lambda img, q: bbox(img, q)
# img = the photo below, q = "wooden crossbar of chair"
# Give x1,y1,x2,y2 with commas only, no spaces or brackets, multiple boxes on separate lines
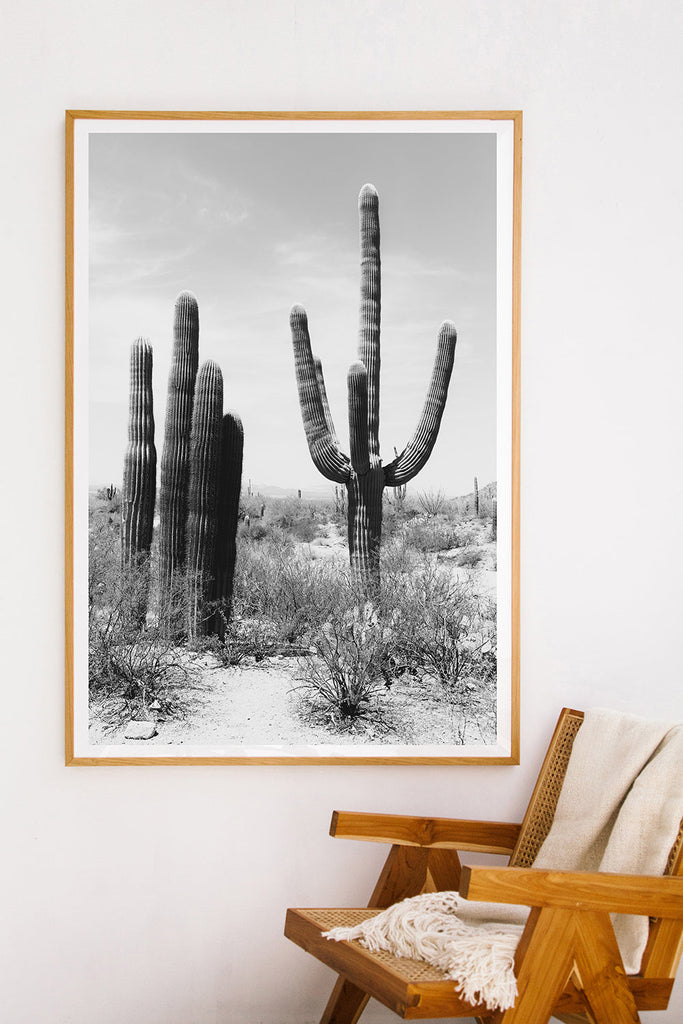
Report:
285,708,683,1024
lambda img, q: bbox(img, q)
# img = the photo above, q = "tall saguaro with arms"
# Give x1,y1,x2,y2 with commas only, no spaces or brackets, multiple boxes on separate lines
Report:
290,184,457,587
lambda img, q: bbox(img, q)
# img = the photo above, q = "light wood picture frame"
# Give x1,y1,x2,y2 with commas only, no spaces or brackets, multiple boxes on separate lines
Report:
66,110,521,765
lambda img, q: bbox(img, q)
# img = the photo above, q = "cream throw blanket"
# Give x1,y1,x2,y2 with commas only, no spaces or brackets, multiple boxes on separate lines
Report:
324,709,683,1011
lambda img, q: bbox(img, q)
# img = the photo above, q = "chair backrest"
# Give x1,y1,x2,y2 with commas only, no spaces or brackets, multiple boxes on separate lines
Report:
510,707,683,980
510,707,584,869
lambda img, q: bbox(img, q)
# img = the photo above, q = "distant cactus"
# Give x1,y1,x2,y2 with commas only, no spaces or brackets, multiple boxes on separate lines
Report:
214,412,244,638
474,476,480,516
186,361,223,639
159,291,199,630
291,184,457,586
334,484,346,517
491,498,497,541
391,447,407,508
106,484,117,501
121,338,156,621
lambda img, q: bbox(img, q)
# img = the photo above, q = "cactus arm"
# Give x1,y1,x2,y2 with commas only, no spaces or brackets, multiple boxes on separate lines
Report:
384,320,457,487
358,184,381,458
347,362,370,476
290,304,350,484
314,356,339,445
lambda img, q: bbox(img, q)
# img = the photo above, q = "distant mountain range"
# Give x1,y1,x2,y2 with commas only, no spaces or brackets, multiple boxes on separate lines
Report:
91,479,497,505
246,480,497,504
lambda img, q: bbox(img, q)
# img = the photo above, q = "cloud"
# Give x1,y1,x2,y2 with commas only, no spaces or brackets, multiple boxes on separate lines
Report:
218,205,249,226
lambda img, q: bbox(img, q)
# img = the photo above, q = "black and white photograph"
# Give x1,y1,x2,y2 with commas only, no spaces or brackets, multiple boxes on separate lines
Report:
67,113,520,763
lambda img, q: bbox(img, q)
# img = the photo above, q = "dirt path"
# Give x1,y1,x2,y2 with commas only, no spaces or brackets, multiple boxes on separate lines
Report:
89,655,495,749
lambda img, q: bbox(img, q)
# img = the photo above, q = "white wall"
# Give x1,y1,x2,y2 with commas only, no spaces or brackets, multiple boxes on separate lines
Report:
1,2,682,1021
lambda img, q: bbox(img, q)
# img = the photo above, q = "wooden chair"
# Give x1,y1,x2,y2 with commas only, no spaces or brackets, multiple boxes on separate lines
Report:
285,708,683,1024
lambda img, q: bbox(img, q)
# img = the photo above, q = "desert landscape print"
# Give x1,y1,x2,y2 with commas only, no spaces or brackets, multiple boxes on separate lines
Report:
74,118,514,760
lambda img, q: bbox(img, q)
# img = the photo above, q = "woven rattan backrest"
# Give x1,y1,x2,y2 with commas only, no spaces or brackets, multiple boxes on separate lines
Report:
665,821,683,877
509,708,584,868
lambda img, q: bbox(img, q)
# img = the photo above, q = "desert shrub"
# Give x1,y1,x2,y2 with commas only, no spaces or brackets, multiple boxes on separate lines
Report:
202,615,280,665
95,485,122,513
240,493,267,520
266,496,324,543
379,535,421,578
381,499,410,541
288,517,318,543
88,519,193,710
402,517,459,553
417,489,449,517
455,547,484,568
389,563,496,695
242,519,270,542
233,537,351,648
298,603,392,721
450,524,478,548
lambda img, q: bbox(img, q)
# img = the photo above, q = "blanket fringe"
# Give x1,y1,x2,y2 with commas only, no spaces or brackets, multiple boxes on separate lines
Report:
324,892,523,1012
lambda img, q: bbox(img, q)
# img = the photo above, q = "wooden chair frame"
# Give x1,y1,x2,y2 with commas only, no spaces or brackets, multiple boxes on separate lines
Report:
285,709,683,1024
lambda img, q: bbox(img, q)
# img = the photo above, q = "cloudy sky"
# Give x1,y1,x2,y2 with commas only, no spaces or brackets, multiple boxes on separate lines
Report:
88,126,497,496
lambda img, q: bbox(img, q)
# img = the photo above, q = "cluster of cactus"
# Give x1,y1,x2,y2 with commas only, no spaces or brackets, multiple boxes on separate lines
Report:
159,292,244,639
121,292,243,638
290,184,457,587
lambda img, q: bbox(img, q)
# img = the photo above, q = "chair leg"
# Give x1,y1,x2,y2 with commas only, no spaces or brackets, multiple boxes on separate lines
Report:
319,976,369,1024
572,912,640,1024
318,845,460,1024
368,845,431,908
497,907,577,1024
497,907,641,1024
426,846,463,892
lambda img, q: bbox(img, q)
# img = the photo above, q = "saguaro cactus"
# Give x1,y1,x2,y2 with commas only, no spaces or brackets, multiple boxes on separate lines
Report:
159,291,199,628
186,360,224,639
291,184,457,585
213,412,244,638
121,337,157,621
474,475,480,516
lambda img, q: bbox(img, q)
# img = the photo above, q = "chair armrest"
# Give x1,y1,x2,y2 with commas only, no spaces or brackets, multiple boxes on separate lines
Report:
459,865,683,918
329,811,522,855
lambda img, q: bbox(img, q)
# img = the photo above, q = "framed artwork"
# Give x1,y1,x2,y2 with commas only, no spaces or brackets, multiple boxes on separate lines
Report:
66,110,521,764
